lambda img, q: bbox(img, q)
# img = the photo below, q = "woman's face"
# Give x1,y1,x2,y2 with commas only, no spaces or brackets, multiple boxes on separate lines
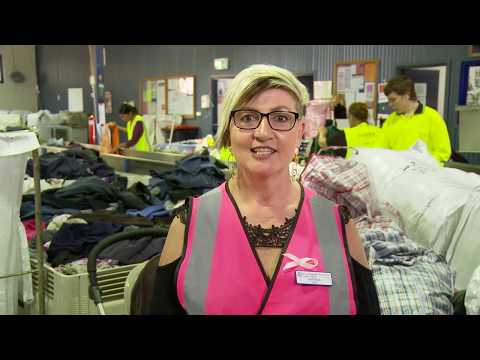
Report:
229,88,304,179
119,112,134,122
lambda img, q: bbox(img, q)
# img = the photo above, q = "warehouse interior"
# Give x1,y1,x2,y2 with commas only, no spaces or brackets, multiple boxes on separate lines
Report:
1,44,480,315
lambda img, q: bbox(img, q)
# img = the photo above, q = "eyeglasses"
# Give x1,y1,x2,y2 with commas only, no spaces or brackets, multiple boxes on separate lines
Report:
230,110,299,131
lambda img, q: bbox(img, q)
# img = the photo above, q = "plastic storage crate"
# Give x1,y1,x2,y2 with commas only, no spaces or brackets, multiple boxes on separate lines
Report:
30,253,139,315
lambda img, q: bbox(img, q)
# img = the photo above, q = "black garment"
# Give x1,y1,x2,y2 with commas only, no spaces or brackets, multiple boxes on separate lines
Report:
104,174,128,191
148,258,379,315
149,150,226,203
70,211,158,227
29,230,55,249
117,191,151,210
47,222,123,266
130,254,161,315
309,125,347,158
62,147,100,163
452,290,467,315
128,182,156,206
334,104,347,120
98,235,166,265
26,148,115,180
26,152,91,179
327,127,347,157
35,176,120,210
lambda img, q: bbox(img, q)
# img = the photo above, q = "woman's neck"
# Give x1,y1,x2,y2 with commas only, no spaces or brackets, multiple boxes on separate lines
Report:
231,169,296,209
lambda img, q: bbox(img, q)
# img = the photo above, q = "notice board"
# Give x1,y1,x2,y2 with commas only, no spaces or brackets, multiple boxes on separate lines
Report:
333,59,379,122
140,75,195,119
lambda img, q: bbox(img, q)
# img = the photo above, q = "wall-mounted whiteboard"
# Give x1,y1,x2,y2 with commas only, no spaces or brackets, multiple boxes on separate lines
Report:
167,76,195,118
140,75,195,120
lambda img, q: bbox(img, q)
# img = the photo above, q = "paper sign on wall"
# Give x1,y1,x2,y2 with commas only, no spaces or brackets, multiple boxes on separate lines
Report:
201,95,210,109
414,83,427,105
378,83,388,104
351,75,364,91
344,90,356,111
313,81,332,100
356,91,366,103
365,82,375,102
68,88,84,112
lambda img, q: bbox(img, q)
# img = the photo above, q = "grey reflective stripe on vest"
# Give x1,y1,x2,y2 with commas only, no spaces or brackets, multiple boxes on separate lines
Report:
183,187,222,314
310,196,352,314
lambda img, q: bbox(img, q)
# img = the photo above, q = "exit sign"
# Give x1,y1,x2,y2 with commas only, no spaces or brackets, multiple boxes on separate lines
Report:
214,58,229,70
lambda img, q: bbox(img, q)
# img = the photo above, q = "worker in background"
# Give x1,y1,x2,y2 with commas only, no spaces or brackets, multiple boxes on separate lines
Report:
331,94,347,119
111,103,151,153
310,102,385,158
382,75,451,164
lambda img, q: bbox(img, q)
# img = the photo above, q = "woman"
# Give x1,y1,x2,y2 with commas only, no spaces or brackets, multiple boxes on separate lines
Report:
312,102,385,158
151,64,380,315
112,103,151,152
331,94,347,119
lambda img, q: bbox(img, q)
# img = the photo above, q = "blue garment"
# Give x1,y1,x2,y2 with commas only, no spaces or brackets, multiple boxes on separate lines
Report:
149,152,225,203
126,204,170,220
20,201,79,222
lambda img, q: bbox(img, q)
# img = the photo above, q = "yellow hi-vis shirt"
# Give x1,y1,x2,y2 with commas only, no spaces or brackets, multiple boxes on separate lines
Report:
127,114,151,152
382,103,451,164
344,122,386,158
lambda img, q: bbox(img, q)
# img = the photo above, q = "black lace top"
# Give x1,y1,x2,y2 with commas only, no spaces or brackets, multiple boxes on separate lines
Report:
176,202,297,248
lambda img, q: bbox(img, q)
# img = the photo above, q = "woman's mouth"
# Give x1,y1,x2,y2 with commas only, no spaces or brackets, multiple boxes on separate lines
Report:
251,146,276,160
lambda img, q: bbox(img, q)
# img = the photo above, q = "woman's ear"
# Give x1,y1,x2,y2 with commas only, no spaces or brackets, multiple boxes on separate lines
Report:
298,117,305,142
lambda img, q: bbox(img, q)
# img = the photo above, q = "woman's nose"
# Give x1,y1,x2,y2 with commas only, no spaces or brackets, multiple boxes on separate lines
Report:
253,115,273,139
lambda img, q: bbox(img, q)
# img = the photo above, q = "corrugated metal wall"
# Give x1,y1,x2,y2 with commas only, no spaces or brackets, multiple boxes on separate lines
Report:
37,45,474,159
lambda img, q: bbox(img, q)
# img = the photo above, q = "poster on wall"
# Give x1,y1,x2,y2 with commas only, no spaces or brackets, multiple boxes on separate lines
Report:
68,88,84,112
365,82,375,102
467,65,480,105
414,83,428,105
313,80,332,100
378,82,388,104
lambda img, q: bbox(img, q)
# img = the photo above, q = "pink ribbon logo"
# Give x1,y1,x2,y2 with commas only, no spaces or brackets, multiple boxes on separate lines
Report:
282,253,319,271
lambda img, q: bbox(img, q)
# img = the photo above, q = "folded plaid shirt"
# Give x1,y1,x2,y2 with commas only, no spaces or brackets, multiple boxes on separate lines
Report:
355,215,454,315
301,155,374,218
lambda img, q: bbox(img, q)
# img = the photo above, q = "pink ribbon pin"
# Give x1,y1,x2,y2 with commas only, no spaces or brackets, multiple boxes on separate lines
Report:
282,253,319,271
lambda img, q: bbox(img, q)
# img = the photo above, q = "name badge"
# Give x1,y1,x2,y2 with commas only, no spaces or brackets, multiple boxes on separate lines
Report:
295,270,333,286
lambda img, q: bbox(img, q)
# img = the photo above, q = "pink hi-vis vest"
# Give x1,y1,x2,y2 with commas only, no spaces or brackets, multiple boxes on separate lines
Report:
176,183,358,315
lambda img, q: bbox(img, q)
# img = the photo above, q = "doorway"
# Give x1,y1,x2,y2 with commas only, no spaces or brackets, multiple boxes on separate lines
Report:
211,75,235,135
398,64,448,118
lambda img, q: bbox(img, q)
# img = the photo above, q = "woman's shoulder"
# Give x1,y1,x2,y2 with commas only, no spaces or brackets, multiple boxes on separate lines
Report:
174,182,227,225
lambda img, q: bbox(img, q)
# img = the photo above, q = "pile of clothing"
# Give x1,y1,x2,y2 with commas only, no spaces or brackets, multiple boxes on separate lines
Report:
149,150,227,203
301,154,455,315
30,212,167,272
355,215,454,314
26,147,115,180
23,148,228,277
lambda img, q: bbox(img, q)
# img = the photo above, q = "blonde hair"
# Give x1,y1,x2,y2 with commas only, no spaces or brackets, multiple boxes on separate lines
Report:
216,64,310,149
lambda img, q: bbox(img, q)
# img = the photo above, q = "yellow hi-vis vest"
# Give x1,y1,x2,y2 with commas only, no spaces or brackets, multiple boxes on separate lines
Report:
344,122,385,158
127,114,151,152
382,104,451,165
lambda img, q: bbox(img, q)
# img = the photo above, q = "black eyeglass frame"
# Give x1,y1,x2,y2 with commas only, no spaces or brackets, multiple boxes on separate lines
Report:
230,110,300,131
